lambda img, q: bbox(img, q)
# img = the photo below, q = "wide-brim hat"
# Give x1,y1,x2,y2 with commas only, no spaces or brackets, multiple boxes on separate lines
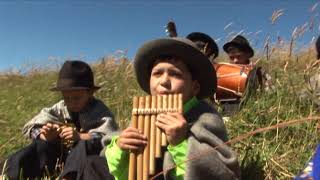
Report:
51,60,100,91
186,32,219,59
223,35,254,58
134,37,217,99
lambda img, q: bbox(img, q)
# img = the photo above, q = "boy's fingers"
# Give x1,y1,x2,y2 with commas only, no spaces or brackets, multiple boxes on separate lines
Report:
40,129,47,135
61,127,73,134
125,127,141,133
42,126,51,132
155,121,169,132
159,113,184,123
120,144,141,151
120,138,147,146
169,112,185,121
61,131,73,138
46,123,53,128
62,134,72,140
156,115,172,125
52,124,60,129
121,132,147,140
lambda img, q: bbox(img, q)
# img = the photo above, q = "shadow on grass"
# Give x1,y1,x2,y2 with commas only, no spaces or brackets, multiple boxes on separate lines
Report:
241,148,266,180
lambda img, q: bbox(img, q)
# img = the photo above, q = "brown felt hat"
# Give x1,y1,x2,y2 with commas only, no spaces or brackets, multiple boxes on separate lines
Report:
223,35,254,58
134,37,217,99
51,60,100,91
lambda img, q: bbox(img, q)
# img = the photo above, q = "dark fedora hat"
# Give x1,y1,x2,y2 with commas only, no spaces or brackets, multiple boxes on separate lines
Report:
51,60,100,91
186,32,219,59
134,37,217,99
223,35,254,58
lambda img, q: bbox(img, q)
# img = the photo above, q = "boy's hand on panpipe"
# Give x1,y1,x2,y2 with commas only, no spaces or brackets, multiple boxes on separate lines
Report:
156,112,187,146
40,123,60,142
117,127,147,152
59,126,80,142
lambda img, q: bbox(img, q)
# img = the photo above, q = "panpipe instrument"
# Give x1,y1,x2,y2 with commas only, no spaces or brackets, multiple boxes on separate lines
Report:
129,94,183,180
214,63,255,102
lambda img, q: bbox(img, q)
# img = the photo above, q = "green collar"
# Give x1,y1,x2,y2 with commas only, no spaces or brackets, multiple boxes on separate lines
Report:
183,96,199,113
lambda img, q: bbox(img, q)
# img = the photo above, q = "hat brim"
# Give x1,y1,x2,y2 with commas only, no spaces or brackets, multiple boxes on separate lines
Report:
223,42,254,58
50,86,101,91
134,38,217,99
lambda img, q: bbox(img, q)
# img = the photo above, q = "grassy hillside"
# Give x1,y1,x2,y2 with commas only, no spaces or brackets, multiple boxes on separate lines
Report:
0,51,319,179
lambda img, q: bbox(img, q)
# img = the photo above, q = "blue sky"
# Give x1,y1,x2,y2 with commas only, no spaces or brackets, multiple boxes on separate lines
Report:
0,0,319,71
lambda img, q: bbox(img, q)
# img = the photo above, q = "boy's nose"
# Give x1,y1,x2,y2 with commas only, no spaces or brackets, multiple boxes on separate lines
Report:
159,74,170,87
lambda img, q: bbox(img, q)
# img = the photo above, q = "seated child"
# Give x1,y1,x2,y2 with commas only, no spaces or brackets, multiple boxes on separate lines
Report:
105,37,240,180
5,60,118,179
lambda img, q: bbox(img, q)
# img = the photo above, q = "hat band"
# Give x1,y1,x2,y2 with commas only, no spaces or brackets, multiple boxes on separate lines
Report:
57,78,94,89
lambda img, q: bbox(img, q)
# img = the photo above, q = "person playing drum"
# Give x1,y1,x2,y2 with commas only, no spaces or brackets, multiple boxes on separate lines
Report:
217,35,270,114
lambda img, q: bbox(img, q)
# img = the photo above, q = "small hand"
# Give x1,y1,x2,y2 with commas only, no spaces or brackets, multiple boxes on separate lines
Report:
117,127,147,152
59,126,80,142
156,112,188,146
40,123,60,142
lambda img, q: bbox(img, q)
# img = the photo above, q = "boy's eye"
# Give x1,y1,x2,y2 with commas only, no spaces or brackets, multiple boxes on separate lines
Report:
169,70,183,78
151,70,163,77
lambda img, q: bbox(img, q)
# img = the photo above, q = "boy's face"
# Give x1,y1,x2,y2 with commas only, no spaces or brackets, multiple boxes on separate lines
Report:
149,58,200,102
228,48,250,65
62,90,93,112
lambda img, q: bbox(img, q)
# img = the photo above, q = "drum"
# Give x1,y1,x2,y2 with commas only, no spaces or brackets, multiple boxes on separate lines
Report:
214,63,255,102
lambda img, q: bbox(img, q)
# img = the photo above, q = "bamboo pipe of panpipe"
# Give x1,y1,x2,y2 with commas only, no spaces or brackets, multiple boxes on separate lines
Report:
128,97,139,180
155,95,162,158
137,97,145,180
161,95,168,146
173,94,178,113
143,96,151,180
149,96,157,175
178,94,183,113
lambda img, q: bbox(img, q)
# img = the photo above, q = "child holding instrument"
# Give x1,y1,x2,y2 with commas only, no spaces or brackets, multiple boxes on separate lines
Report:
105,37,240,180
219,35,272,115
5,60,118,180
